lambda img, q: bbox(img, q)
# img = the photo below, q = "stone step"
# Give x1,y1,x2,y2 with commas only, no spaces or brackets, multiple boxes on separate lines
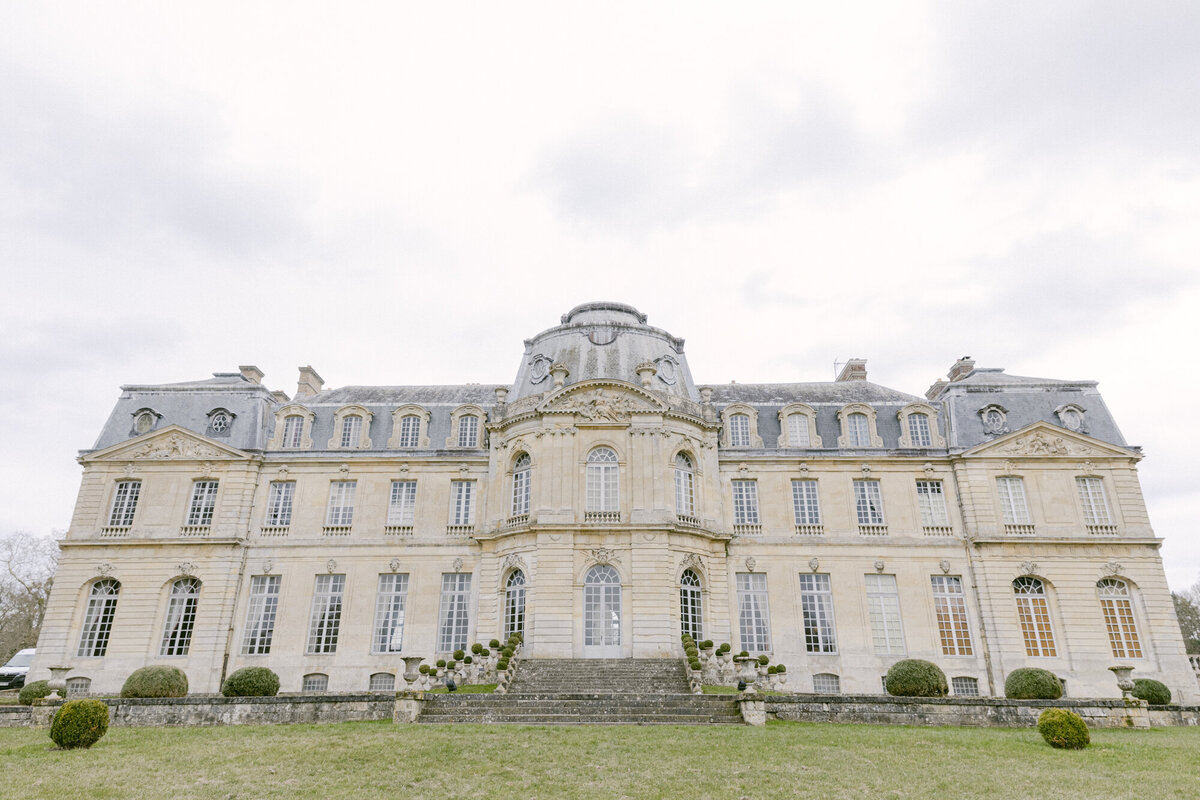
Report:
418,716,743,725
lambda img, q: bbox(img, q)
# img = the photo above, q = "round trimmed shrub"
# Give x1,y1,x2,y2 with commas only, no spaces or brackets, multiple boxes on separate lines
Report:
489,639,501,649
1004,668,1063,700
436,659,446,669
463,656,473,665
471,643,483,655
738,651,749,658
121,665,188,698
1132,678,1171,706
502,647,514,658
885,659,948,697
49,699,109,750
757,655,770,666
480,648,490,657
220,666,280,697
19,680,52,706
689,659,702,671
767,665,778,675
453,649,465,661
1038,708,1090,749
717,643,731,654
681,633,693,642
496,659,510,671
446,660,457,669
775,664,786,674
700,640,714,650
419,665,430,675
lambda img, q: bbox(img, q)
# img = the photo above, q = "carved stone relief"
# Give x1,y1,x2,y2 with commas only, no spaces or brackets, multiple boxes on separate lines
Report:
129,434,226,460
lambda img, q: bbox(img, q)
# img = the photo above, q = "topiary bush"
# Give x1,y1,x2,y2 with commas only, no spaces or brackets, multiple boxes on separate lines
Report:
496,659,510,672
738,651,749,658
489,639,501,649
121,665,188,698
757,654,770,666
480,648,490,657
1005,668,1063,700
775,664,786,673
885,659,948,697
463,656,473,665
1037,708,1090,749
221,666,280,697
471,643,483,655
1132,678,1172,705
700,640,713,650
49,699,109,750
453,649,465,661
436,659,447,669
418,665,430,675
767,665,778,675
19,680,52,706
689,658,702,671
717,643,731,654
446,660,457,669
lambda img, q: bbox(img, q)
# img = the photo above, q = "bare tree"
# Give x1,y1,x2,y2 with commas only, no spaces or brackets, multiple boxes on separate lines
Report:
1174,580,1200,654
0,531,59,663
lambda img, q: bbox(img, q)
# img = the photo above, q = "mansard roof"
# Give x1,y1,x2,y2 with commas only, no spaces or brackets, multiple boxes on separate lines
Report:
308,385,501,406
708,381,921,406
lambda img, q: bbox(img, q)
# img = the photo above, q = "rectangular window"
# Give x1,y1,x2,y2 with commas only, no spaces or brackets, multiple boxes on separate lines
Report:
931,575,973,656
450,481,475,526
1100,583,1143,659
729,414,750,447
282,415,303,449
512,468,531,516
736,573,771,653
915,480,950,526
908,414,932,447
264,482,295,527
951,676,979,696
853,479,885,525
731,480,759,525
340,415,362,447
799,573,837,653
326,481,357,527
791,479,821,525
108,480,141,527
186,480,218,527
398,415,420,447
813,673,841,694
437,573,472,652
372,573,410,653
788,414,810,447
996,477,1031,524
1076,477,1112,525
458,415,479,447
241,575,281,655
865,574,905,656
306,574,345,654
674,466,694,516
387,481,417,526
847,414,870,447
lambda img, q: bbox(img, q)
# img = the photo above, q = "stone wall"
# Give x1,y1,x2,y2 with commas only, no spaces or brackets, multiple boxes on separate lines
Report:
32,693,395,728
0,706,32,728
764,694,1200,728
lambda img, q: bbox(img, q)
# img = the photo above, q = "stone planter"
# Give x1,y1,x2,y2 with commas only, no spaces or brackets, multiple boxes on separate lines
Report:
402,656,425,684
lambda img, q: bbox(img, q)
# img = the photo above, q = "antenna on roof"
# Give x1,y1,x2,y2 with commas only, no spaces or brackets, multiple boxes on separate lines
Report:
833,358,846,380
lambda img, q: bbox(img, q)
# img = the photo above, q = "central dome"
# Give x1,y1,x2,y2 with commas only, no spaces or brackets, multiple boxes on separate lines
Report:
512,302,696,401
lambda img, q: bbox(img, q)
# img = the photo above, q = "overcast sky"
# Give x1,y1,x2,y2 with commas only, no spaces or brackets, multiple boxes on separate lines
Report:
2,2,1198,588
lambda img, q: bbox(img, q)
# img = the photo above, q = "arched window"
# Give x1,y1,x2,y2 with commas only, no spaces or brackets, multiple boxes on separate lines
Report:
398,414,421,447
66,677,91,697
457,415,479,447
504,570,527,639
302,673,329,692
674,453,695,517
511,454,531,517
1013,577,1056,657
846,413,870,447
369,673,396,692
729,414,751,447
78,579,121,657
340,414,363,448
680,569,703,640
586,448,619,512
160,577,201,656
584,565,621,654
1098,579,1142,658
282,415,304,449
787,414,811,447
906,413,932,448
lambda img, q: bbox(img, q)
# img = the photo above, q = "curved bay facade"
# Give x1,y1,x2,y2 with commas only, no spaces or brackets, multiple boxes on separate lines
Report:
33,302,1198,702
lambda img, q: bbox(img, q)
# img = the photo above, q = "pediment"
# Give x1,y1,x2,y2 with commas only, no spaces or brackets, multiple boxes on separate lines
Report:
963,422,1135,459
84,425,253,462
537,380,669,422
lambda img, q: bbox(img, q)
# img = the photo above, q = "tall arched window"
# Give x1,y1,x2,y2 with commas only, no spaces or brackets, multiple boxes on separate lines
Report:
511,454,531,517
160,577,201,656
78,579,121,657
457,414,479,447
340,414,363,448
729,414,751,447
846,413,870,447
584,564,621,655
680,569,703,640
504,570,527,639
586,448,619,512
674,453,695,517
1098,578,1142,658
1013,577,1056,657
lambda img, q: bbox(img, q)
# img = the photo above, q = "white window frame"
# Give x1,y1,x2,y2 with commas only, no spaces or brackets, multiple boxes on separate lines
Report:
306,574,346,654
731,480,760,525
736,572,771,653
457,415,479,448
897,402,946,448
674,453,695,517
799,573,838,654
264,481,295,528
931,575,973,656
1076,477,1113,526
108,480,141,527
951,676,979,696
791,479,821,525
504,570,527,639
445,405,487,449
777,403,821,448
325,481,357,527
372,573,410,654
865,573,905,656
369,673,396,692
269,405,315,450
1098,578,1142,659
387,405,431,449
680,569,703,641
339,414,363,448
450,480,475,526
813,673,841,694
729,414,751,447
302,673,328,692
586,447,620,512
1013,576,1057,658
996,476,1032,524
837,403,883,448
437,572,472,652
241,575,281,655
186,480,219,527
387,480,417,527
398,415,421,447
282,415,304,448
916,480,951,527
853,479,885,525
720,404,763,447
159,577,201,657
328,405,373,449
511,454,531,517
77,579,120,657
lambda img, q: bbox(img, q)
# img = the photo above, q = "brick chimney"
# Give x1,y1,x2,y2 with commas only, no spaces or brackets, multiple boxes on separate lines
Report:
947,357,976,382
836,359,867,382
239,365,264,384
296,366,324,399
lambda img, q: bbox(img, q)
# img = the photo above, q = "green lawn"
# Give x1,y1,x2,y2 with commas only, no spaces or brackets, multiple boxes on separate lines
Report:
2,721,1198,799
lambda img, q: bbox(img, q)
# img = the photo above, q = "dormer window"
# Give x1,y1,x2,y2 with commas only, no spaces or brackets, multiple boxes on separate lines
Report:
340,415,362,448
729,414,750,447
979,404,1009,435
846,414,870,447
446,405,486,449
131,408,160,436
282,415,303,448
328,405,373,449
837,404,883,448
1055,404,1087,433
269,405,315,450
399,416,420,447
897,403,945,449
205,408,235,438
777,404,822,448
458,415,479,448
388,405,431,449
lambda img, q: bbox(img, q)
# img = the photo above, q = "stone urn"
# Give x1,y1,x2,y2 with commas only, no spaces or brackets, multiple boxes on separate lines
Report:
402,656,425,684
47,665,72,700
1109,665,1136,699
733,656,758,685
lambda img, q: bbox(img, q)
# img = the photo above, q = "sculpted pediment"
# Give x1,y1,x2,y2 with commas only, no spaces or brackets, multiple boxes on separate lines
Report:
84,425,252,462
963,422,1134,459
537,381,668,422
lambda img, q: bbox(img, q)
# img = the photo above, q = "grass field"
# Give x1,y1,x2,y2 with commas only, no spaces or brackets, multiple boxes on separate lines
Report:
2,720,1198,799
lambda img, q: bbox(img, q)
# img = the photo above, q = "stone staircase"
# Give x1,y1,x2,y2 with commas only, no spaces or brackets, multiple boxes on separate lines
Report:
417,658,743,725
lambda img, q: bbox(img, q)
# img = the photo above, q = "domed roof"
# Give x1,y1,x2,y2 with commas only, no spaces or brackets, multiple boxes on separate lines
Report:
513,302,697,401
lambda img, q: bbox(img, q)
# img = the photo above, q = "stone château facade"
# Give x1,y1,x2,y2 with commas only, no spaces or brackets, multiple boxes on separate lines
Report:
31,302,1198,702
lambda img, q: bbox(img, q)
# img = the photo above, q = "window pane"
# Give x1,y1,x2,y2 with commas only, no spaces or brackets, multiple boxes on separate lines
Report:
340,415,362,448
1013,578,1056,657
788,414,810,447
451,481,475,525
387,481,417,526
996,477,1031,524
438,573,472,652
186,481,219,526
865,574,905,655
108,481,141,527
908,413,932,447
736,573,770,653
77,579,120,657
732,480,759,524
799,573,837,653
399,415,421,447
306,574,345,654
853,480,885,525
931,575,973,656
241,575,281,655
791,480,821,525
1098,579,1142,658
265,482,295,527
373,573,409,653
916,481,950,526
730,414,750,447
326,481,357,526
847,413,870,447
504,570,526,639
458,415,479,447
160,577,201,656
680,570,703,640
1076,477,1112,525
282,415,303,448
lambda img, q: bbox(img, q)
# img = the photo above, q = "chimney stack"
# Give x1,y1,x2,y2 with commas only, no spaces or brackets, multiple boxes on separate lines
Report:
296,366,324,399
836,358,868,382
239,365,264,384
947,357,975,382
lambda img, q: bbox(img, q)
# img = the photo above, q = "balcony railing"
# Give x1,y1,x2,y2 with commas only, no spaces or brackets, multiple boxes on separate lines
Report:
99,526,130,538
259,526,290,537
504,514,530,530
675,514,700,529
322,525,352,536
384,524,414,536
446,524,475,536
1004,524,1036,536
179,525,210,537
1086,524,1119,536
584,511,621,524
794,524,824,536
923,525,954,537
733,523,762,536
858,524,889,536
